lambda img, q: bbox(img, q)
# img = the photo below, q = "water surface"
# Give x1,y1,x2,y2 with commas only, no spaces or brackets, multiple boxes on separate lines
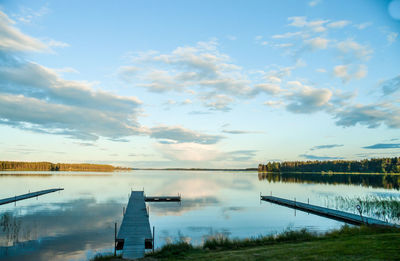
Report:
0,170,399,260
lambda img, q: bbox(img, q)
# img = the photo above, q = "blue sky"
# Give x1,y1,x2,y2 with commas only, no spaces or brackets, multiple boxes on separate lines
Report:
0,0,399,168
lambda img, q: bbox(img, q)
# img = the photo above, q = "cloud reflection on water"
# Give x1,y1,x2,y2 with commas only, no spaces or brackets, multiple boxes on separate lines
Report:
0,198,122,261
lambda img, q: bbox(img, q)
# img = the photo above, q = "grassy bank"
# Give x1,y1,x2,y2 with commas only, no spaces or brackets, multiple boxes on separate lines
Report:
147,226,399,260
91,226,400,260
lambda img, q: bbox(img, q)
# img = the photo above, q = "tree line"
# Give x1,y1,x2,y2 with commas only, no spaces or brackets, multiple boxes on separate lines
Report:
258,157,400,174
258,172,400,190
0,161,131,172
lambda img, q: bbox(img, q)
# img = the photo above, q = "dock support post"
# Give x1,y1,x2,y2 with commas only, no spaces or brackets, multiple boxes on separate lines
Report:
152,226,155,253
356,205,364,224
114,222,117,257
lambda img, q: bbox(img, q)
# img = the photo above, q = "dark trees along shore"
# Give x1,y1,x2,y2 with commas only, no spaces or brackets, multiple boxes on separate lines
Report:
258,157,400,174
0,161,129,172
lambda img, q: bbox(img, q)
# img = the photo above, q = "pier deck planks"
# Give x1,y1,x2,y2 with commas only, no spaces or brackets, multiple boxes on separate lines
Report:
0,188,63,206
117,191,152,259
261,195,399,227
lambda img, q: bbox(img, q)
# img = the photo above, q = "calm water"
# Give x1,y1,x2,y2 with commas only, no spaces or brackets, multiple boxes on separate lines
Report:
0,170,399,260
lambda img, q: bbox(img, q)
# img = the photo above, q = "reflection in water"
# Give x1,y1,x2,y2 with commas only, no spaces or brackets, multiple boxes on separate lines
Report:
0,213,34,247
149,197,218,216
326,195,400,225
0,198,122,261
258,172,400,190
157,178,222,199
1,170,399,260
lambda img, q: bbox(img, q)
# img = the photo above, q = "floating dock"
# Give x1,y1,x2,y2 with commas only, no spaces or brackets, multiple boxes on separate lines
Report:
145,195,181,202
0,188,63,206
261,195,399,227
116,191,181,259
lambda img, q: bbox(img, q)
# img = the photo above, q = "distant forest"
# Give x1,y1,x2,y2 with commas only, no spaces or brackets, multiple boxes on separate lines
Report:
0,161,131,172
258,157,400,174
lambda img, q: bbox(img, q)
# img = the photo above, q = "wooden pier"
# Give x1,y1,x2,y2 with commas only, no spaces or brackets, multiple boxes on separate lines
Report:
116,191,181,259
145,195,181,202
261,195,399,227
0,188,64,206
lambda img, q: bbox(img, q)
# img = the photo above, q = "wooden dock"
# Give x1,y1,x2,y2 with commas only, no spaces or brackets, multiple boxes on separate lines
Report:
261,195,399,227
145,195,181,202
0,188,63,206
116,191,181,259
116,191,152,259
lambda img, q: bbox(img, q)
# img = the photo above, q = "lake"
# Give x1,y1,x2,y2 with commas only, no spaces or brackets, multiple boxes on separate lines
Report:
1,170,399,260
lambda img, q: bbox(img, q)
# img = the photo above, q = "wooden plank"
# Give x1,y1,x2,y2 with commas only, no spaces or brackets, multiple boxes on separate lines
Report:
117,191,152,259
145,196,181,202
0,188,63,206
261,195,399,228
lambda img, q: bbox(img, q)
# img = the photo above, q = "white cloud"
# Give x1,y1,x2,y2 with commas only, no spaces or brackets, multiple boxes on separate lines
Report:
202,94,234,111
119,40,252,111
48,39,70,48
0,94,142,140
336,39,373,61
14,5,49,24
274,43,294,48
285,84,332,113
0,11,47,52
333,64,367,83
308,0,322,7
155,142,258,164
255,83,282,95
0,10,146,141
53,67,79,74
271,31,302,39
117,66,140,83
138,69,186,92
150,125,224,144
263,100,284,108
387,32,398,45
288,16,329,33
316,68,327,73
354,22,372,30
288,16,308,27
333,65,347,79
155,142,222,162
380,75,400,95
287,81,303,88
165,99,177,105
182,99,193,105
267,76,282,83
305,37,329,50
327,20,350,29
335,103,400,129
0,61,142,112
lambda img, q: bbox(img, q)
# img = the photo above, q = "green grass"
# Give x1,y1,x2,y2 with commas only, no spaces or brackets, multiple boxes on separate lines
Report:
90,226,400,260
90,253,122,261
202,228,316,251
146,226,400,260
333,195,400,224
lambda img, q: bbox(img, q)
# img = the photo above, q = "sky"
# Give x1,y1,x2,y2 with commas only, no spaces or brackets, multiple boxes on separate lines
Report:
0,0,399,168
